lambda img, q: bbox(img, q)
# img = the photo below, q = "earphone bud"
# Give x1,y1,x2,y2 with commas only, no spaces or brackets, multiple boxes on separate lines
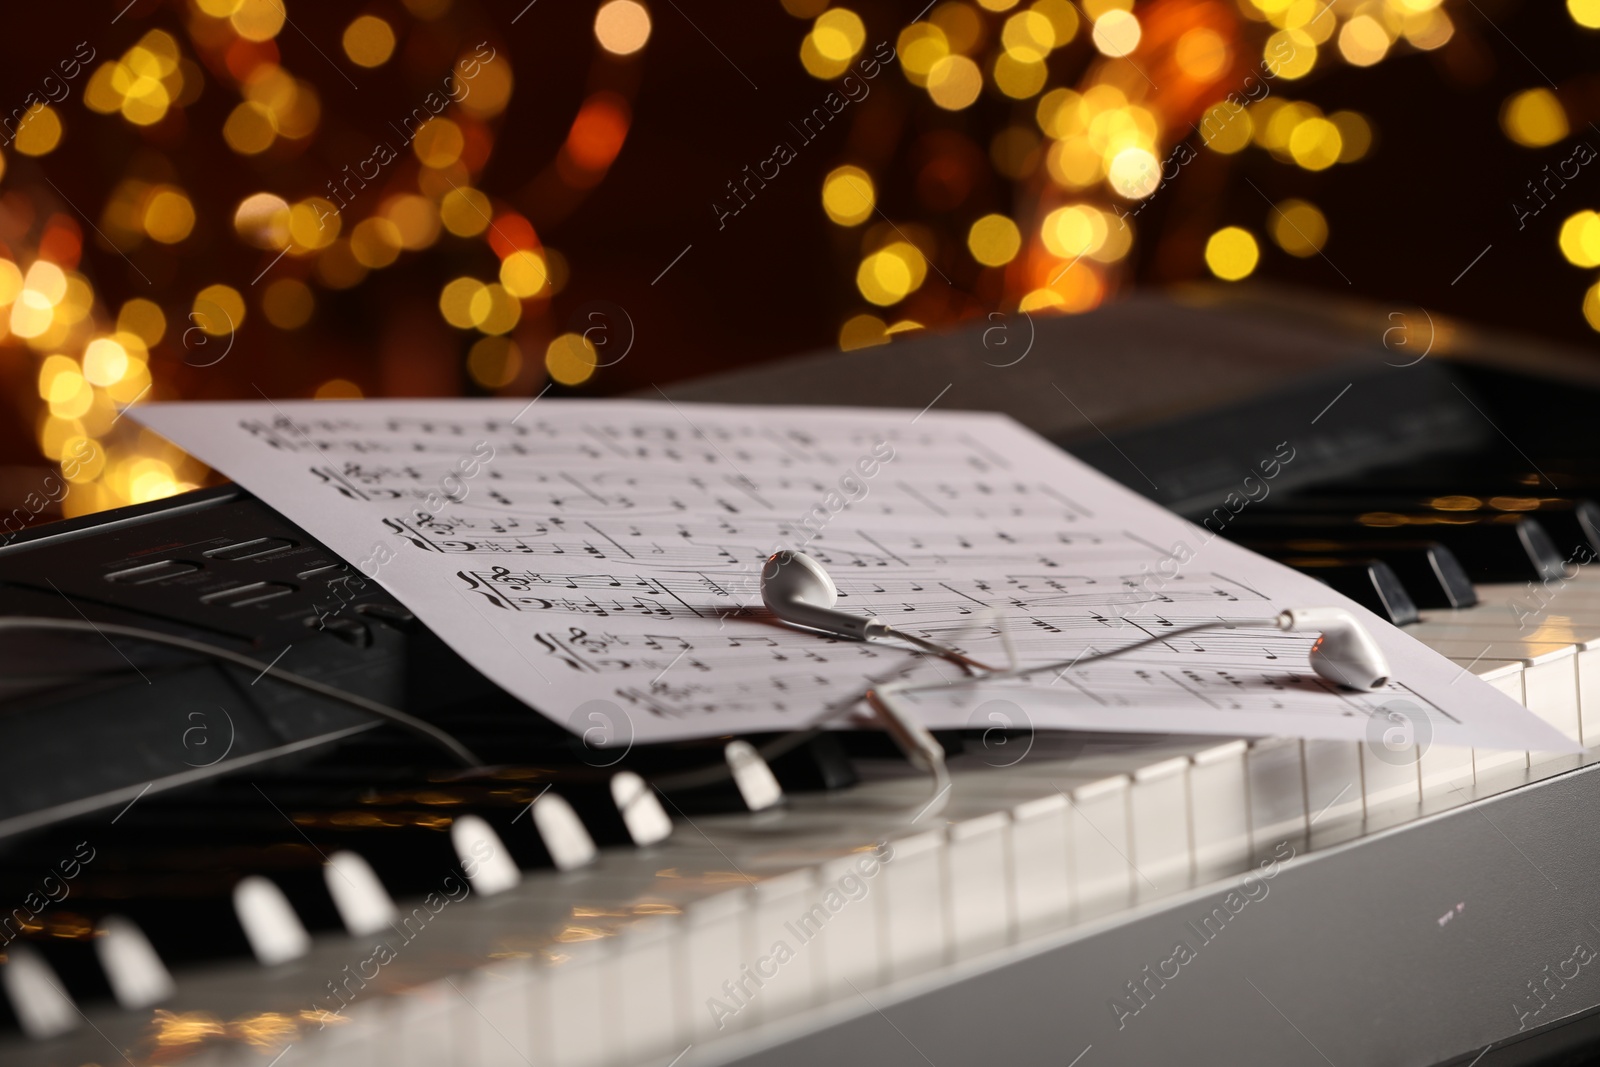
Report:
762,550,892,642
1274,607,1390,691
762,550,1391,692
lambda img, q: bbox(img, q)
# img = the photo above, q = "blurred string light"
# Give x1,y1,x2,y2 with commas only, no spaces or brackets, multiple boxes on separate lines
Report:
5,0,645,521
791,0,1421,345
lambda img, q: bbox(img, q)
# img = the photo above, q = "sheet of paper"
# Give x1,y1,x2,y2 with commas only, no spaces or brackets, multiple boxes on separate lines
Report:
132,398,1575,753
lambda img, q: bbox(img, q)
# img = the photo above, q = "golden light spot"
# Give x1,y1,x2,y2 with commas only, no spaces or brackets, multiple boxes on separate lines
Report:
927,55,982,110
1288,116,1342,170
931,2,984,51
1091,213,1133,262
314,379,363,400
856,241,927,305
234,193,291,249
1002,11,1055,61
14,106,62,156
25,261,68,305
1041,204,1106,258
224,102,277,155
230,0,286,42
468,336,523,388
1205,226,1259,281
978,0,1019,9
546,332,599,385
1199,102,1252,153
118,299,166,346
1501,88,1568,148
1560,212,1600,267
1572,0,1600,28
39,355,79,400
196,0,243,15
1268,199,1327,257
813,8,867,61
1083,0,1133,16
1031,0,1078,44
193,284,245,336
1046,137,1104,187
899,23,949,85
840,313,890,350
343,16,396,68
0,260,22,305
458,56,513,119
968,214,1021,266
144,188,195,244
84,64,123,114
48,370,93,420
1337,14,1390,66
822,166,875,226
595,0,652,55
1585,281,1600,332
1107,146,1159,199
120,74,171,126
262,278,313,329
439,277,487,329
500,249,549,297
994,53,1048,98
83,338,130,386
1036,88,1083,139
1091,9,1141,57
1175,27,1228,80
440,186,492,237
288,198,340,252
800,34,849,78
1329,110,1372,161
469,283,521,334
413,118,465,168
350,217,402,268
1403,8,1454,50
1265,28,1315,79
384,195,442,250
11,290,54,338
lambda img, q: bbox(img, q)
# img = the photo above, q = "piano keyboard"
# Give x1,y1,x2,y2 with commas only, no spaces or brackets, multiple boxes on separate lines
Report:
3,563,1597,1067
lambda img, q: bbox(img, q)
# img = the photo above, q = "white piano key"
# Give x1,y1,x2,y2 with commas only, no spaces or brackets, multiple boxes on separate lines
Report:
1246,738,1306,860
746,869,819,1022
727,740,784,812
1301,741,1361,829
813,851,888,1001
455,962,540,1067
683,888,753,1040
1009,793,1072,936
1067,775,1133,920
1524,656,1584,757
945,810,1013,956
1188,740,1250,885
453,814,522,895
1579,644,1600,745
1458,660,1532,778
95,916,175,1009
1129,757,1191,902
233,875,311,965
611,770,673,845
530,794,597,872
611,916,682,1063
543,943,611,1067
1,944,77,1040
881,829,946,980
1417,742,1476,795
1359,738,1422,813
391,981,457,1067
325,851,399,937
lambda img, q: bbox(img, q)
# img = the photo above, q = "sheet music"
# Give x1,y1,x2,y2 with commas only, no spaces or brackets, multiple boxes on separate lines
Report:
132,399,1575,752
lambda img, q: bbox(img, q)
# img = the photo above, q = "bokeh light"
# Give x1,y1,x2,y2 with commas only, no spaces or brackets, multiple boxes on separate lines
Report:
596,1,653,55
1205,226,1259,281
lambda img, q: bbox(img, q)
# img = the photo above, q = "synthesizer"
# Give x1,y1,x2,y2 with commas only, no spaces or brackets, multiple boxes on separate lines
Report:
4,291,1600,1066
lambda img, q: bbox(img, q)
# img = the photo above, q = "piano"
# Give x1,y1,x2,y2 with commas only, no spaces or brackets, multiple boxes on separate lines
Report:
5,286,1600,1066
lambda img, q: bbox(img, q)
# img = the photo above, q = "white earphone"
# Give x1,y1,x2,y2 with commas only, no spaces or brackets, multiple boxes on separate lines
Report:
761,550,1390,692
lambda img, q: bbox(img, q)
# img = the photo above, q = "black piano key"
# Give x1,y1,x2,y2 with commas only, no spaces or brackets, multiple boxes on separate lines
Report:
1234,539,1478,609
1221,512,1565,583
1274,559,1418,625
